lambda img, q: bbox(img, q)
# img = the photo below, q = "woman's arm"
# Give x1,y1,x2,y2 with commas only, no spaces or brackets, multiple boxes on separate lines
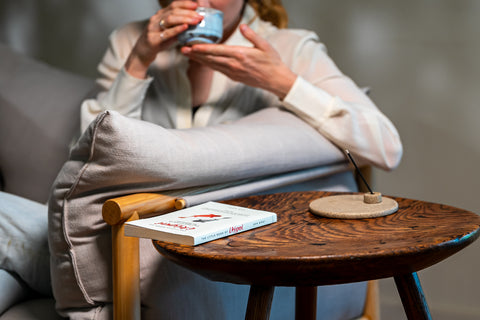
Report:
80,24,153,132
181,24,402,170
181,24,297,99
279,30,402,170
80,1,202,132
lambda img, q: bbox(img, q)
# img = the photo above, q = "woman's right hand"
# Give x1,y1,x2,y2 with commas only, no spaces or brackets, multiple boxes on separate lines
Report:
125,0,203,79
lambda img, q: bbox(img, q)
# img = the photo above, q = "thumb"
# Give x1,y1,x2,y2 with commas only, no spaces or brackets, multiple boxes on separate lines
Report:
239,24,272,52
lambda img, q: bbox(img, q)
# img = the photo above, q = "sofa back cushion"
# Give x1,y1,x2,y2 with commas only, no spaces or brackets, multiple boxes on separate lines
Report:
48,108,346,317
0,44,94,203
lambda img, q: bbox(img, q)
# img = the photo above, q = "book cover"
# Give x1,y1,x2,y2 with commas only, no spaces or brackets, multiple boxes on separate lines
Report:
124,201,277,246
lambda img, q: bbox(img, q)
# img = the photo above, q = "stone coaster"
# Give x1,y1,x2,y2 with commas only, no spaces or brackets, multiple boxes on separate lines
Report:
309,194,399,219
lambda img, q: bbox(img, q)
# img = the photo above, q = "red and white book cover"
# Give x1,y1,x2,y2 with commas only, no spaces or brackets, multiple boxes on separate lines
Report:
125,201,277,246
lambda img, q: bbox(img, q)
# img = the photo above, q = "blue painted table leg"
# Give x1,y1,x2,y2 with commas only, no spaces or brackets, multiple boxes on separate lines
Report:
394,272,432,320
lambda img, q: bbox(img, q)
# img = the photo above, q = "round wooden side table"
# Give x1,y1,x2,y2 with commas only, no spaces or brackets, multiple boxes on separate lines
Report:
153,191,480,320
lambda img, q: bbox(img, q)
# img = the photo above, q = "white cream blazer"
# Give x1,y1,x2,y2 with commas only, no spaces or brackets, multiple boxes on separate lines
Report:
80,5,402,170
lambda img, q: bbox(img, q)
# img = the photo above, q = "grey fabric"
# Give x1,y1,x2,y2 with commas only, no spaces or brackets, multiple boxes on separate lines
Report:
48,108,351,318
0,269,29,315
0,298,63,320
0,43,94,203
0,42,367,320
181,165,354,207
0,192,50,295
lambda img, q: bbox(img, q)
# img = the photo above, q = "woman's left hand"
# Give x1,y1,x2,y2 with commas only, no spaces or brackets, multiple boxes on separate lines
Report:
181,24,297,99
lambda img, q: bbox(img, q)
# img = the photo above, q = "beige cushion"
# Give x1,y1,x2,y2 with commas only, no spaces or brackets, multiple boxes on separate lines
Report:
48,107,349,318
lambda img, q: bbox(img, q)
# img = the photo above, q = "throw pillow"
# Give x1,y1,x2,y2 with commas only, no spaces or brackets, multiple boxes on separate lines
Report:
0,192,51,295
48,107,345,318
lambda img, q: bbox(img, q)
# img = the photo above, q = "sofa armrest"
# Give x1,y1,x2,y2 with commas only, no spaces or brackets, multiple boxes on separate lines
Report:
0,44,94,202
102,193,182,320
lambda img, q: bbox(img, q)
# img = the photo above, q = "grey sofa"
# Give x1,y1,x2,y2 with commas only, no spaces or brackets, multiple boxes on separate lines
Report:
0,43,93,204
0,43,374,320
0,43,93,319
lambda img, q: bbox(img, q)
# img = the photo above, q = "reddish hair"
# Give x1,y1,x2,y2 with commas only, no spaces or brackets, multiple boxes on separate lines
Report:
247,0,288,28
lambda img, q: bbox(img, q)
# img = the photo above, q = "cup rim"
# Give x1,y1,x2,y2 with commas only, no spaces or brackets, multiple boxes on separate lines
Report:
196,7,224,16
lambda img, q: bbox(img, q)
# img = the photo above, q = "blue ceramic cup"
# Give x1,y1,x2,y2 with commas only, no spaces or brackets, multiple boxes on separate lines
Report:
178,7,223,45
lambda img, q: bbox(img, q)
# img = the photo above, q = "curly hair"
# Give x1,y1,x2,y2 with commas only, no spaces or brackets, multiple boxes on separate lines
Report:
158,0,288,28
247,0,288,28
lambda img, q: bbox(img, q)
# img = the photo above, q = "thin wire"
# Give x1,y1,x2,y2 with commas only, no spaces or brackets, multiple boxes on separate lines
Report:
345,150,374,194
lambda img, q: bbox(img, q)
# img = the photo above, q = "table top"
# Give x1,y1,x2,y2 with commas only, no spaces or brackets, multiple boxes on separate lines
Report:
154,191,480,287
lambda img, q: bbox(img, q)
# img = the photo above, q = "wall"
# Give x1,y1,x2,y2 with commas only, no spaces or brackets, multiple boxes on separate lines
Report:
0,0,158,77
282,1,480,319
1,0,479,319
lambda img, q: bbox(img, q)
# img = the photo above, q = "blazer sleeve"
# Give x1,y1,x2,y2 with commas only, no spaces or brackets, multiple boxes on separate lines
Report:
277,30,403,170
80,22,153,133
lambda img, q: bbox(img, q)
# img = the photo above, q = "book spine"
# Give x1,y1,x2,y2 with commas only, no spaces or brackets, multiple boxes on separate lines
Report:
194,215,276,245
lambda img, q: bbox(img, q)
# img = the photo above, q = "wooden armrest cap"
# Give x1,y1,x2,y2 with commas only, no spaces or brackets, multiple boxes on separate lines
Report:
102,193,180,225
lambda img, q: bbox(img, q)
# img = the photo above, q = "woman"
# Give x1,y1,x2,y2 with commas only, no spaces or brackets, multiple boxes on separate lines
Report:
81,0,402,170
62,1,403,319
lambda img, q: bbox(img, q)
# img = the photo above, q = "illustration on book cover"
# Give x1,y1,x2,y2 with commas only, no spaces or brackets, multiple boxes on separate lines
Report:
125,201,277,246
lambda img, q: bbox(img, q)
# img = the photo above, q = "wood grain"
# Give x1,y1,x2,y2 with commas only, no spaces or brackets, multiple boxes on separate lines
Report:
153,191,480,287
244,285,274,320
394,272,432,320
103,193,177,225
112,212,140,320
295,286,317,320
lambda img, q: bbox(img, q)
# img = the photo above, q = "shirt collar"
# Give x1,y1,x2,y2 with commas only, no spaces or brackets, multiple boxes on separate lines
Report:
223,4,259,47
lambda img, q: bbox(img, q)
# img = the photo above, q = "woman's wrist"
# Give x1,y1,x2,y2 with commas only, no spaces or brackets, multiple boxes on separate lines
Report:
124,52,152,79
268,69,298,100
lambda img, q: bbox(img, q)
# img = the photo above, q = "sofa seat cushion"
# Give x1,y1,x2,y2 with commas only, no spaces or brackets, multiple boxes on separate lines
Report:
0,298,63,320
0,269,29,315
0,192,50,295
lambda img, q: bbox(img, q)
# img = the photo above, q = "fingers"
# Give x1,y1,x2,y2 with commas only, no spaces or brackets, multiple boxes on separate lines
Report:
181,42,251,70
158,19,167,31
153,10,203,31
182,43,232,57
146,2,202,48
181,24,273,57
183,47,232,65
153,1,202,31
157,24,189,44
239,24,272,52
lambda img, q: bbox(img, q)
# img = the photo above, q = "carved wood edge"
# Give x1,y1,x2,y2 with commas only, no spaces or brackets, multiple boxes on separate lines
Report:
102,193,186,225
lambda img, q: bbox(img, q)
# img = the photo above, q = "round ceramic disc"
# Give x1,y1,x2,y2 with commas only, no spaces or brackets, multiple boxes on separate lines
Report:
309,194,399,219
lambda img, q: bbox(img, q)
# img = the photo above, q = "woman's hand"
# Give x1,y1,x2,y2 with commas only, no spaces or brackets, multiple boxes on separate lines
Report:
181,24,298,99
125,0,203,79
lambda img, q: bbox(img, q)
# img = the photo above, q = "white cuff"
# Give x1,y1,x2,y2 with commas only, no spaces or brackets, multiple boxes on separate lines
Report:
282,76,334,125
104,67,153,114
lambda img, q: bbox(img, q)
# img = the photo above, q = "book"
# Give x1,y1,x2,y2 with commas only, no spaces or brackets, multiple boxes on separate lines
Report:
124,201,277,246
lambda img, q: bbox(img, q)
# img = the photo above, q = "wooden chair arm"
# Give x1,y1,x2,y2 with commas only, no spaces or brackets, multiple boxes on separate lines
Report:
102,193,185,226
102,192,185,320
103,187,378,320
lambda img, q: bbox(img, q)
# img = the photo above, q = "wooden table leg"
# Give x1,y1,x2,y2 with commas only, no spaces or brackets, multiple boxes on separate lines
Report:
394,272,432,320
245,285,274,320
295,286,317,320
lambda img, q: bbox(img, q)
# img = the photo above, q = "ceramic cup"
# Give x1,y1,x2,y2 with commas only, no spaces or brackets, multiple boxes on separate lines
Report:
178,7,223,45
